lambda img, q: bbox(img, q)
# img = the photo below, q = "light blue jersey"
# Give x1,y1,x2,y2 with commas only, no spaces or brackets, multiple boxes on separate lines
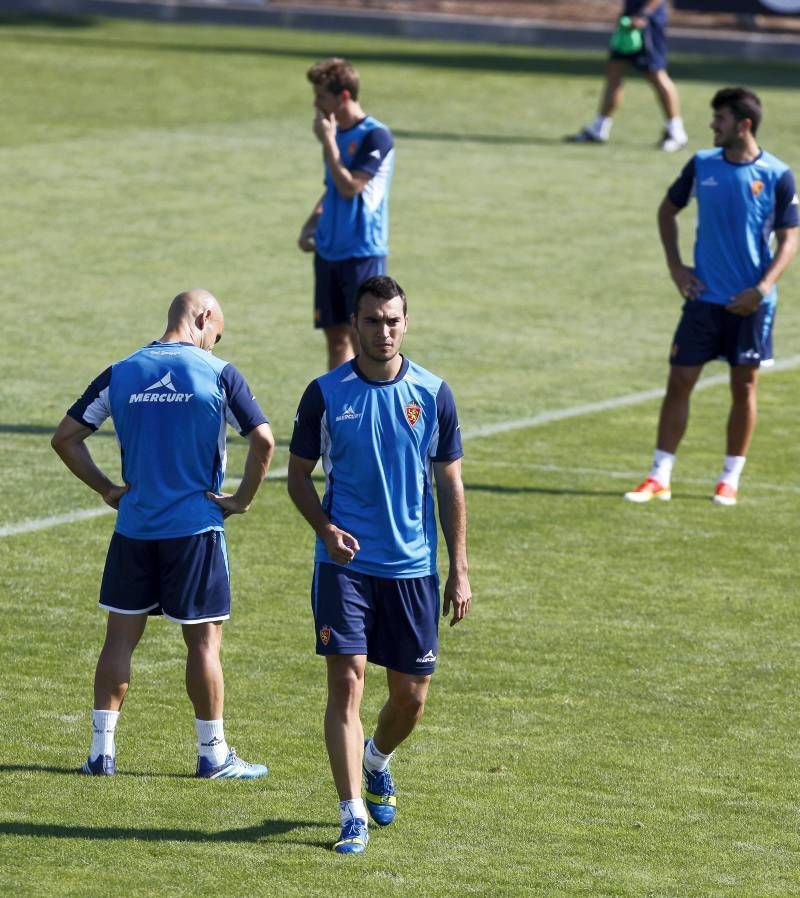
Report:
668,148,799,306
68,342,268,540
314,116,394,261
290,357,463,578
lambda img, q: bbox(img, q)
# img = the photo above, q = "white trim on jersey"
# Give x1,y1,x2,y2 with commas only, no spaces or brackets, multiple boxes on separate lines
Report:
82,385,112,429
362,149,394,214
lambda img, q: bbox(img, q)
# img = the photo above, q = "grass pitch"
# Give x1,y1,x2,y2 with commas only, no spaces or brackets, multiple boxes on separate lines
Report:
1,15,799,897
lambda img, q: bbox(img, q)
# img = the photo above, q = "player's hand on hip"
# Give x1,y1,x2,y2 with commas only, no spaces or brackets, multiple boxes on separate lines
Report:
298,227,316,253
726,287,761,317
443,573,472,627
323,525,360,565
206,491,249,518
670,265,705,301
103,483,129,510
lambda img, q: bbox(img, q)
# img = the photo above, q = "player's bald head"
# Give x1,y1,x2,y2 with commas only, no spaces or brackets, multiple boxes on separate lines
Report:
168,289,222,327
166,289,224,350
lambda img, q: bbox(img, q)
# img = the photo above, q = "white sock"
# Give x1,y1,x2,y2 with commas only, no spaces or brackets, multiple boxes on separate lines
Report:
719,455,746,489
339,798,368,826
591,115,613,139
667,116,687,139
363,737,394,774
195,718,229,766
649,449,675,487
90,709,119,760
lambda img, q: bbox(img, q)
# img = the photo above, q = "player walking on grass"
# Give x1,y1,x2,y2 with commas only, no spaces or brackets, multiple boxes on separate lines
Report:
52,290,275,778
569,0,687,152
625,87,798,506
287,276,471,854
298,57,395,371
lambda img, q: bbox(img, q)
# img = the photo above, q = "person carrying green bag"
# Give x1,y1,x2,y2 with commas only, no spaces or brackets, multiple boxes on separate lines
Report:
568,1,687,152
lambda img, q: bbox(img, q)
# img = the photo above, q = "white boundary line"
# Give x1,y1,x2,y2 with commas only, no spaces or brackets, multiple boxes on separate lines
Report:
3,354,800,539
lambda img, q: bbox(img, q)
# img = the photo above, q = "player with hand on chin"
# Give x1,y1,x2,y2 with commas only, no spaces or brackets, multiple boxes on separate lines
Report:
288,275,471,855
298,57,395,371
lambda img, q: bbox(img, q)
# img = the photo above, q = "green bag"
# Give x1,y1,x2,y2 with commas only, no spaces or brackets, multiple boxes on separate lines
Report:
609,16,644,55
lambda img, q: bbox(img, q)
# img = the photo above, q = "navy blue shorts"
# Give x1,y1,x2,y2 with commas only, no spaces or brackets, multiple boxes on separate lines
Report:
311,562,440,676
99,530,231,624
670,299,775,368
610,18,667,71
313,254,387,329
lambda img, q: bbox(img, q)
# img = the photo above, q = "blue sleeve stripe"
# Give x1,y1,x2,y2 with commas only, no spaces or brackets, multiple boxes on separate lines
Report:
220,364,268,436
289,379,326,460
667,156,696,209
775,169,800,230
67,366,113,431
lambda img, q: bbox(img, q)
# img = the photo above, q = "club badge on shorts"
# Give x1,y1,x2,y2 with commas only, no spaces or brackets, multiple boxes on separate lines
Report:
405,401,422,426
320,625,331,646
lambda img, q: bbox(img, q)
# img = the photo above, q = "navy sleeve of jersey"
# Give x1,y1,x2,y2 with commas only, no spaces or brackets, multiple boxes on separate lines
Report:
67,366,113,431
351,127,393,177
220,364,269,437
289,380,325,460
667,156,696,209
431,381,464,463
775,169,800,229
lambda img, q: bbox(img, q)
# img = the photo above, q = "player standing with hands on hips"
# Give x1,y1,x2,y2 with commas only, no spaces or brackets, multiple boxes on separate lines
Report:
52,290,275,778
298,57,395,370
625,88,798,506
288,276,471,854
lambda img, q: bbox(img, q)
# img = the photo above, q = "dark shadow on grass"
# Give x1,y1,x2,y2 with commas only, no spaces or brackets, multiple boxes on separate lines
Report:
0,818,331,845
1,28,799,87
465,482,628,497
0,423,291,448
0,423,115,438
0,13,94,28
393,128,562,146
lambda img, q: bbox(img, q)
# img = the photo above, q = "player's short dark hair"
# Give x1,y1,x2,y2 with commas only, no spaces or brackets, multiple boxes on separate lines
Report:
711,87,762,136
306,57,360,100
354,276,407,318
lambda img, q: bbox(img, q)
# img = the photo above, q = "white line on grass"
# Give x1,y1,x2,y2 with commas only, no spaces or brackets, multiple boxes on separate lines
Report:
4,355,800,539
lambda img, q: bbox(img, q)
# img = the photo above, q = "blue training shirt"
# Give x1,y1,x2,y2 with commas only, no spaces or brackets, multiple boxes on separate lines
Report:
314,115,394,261
668,148,799,306
67,341,268,540
290,357,463,578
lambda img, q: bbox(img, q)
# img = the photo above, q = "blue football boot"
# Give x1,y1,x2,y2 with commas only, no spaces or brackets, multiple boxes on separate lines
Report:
334,818,369,854
81,754,116,776
195,748,269,779
363,739,397,826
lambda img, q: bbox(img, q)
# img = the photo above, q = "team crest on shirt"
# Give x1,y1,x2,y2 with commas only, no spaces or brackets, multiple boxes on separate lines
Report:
320,625,331,646
405,401,422,426
347,140,357,156
751,180,765,197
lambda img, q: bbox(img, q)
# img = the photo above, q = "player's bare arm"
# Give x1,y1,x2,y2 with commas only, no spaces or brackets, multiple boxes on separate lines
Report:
658,196,706,299
287,453,360,564
434,457,471,627
51,416,128,509
207,422,275,517
727,226,799,316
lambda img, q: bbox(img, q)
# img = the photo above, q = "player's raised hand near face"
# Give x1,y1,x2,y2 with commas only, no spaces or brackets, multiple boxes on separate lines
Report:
443,571,472,627
313,110,337,143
